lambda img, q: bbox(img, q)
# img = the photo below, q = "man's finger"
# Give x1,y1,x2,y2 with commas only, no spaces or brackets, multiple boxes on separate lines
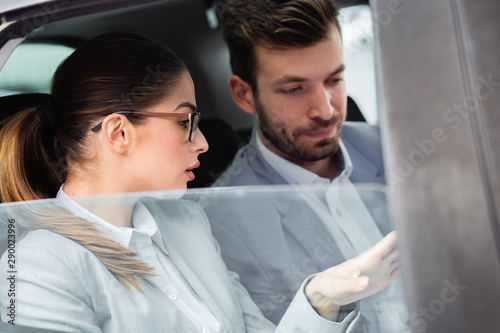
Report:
368,231,397,258
384,249,399,264
389,259,399,271
389,267,401,282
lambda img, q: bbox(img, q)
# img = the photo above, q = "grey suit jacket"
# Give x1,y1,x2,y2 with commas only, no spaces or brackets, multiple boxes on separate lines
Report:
204,122,404,330
0,198,358,332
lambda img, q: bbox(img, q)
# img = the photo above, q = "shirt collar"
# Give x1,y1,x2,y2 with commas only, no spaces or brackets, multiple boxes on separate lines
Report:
131,201,169,254
56,186,167,253
255,129,353,185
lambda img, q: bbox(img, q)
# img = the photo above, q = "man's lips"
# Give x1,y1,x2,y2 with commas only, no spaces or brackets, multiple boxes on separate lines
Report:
303,125,337,139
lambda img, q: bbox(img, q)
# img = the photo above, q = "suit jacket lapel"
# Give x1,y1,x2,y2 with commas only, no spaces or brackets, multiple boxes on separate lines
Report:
248,133,346,272
341,139,381,183
140,198,234,332
243,141,319,267
247,134,288,186
162,241,233,331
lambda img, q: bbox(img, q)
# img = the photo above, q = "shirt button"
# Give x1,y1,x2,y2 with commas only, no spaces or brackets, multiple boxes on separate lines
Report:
144,248,154,257
202,327,211,333
169,293,178,301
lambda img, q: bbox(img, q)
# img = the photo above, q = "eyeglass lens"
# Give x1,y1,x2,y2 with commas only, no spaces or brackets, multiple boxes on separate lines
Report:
189,113,199,142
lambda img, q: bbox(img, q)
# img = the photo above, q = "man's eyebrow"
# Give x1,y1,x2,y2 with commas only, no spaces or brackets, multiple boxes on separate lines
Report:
272,63,346,86
330,64,345,76
174,102,197,112
273,76,307,86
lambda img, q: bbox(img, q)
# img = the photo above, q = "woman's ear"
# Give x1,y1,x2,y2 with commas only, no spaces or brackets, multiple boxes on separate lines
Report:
229,75,257,115
101,114,133,154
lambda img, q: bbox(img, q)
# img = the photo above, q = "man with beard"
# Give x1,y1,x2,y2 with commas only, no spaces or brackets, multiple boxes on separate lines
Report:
203,0,409,332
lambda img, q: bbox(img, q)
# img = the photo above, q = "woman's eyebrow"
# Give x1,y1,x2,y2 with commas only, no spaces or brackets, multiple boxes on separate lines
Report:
174,102,197,112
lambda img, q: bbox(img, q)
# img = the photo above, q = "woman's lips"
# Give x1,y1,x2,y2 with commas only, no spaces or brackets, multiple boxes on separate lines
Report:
185,170,195,181
185,162,200,181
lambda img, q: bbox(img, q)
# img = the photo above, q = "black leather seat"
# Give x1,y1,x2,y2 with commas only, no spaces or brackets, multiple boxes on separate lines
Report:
0,93,242,189
189,97,368,188
347,96,366,122
0,94,366,190
0,93,49,121
188,118,242,188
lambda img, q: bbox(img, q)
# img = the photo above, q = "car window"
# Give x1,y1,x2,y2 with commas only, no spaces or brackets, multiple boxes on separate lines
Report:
0,43,74,96
0,0,498,331
0,0,53,14
339,5,378,124
0,183,407,332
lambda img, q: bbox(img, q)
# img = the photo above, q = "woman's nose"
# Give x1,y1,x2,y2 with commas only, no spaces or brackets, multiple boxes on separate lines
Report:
191,128,209,154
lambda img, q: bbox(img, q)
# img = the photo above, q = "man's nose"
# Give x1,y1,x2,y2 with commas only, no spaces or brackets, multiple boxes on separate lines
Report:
307,87,334,120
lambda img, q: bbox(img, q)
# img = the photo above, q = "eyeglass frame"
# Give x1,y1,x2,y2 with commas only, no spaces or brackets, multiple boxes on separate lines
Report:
90,110,201,142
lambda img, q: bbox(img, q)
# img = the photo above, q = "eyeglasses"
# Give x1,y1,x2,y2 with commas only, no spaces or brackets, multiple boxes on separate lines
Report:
91,110,200,142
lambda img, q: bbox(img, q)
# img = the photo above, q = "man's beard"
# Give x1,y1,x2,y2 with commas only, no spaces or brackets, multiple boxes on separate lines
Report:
254,95,343,162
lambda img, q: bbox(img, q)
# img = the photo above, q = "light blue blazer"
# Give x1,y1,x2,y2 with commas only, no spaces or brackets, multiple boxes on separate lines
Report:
204,122,406,330
0,198,358,332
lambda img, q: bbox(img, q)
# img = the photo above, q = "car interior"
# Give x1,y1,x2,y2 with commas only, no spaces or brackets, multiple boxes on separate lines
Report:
0,0,371,188
1,0,499,332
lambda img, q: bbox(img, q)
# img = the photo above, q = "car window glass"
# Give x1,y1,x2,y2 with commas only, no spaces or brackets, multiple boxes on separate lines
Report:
339,5,377,124
0,184,408,331
0,43,74,96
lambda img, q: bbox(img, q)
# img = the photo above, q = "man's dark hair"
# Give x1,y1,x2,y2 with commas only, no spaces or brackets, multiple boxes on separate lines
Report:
222,0,341,89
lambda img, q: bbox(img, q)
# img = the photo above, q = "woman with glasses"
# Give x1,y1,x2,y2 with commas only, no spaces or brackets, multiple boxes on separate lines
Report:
0,32,398,332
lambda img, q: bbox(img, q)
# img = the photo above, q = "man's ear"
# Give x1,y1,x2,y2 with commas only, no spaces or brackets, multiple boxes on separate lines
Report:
101,114,133,154
229,75,256,115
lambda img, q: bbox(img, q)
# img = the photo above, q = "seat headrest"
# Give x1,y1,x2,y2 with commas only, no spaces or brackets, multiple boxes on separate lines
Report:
346,96,366,122
0,93,50,121
187,118,242,188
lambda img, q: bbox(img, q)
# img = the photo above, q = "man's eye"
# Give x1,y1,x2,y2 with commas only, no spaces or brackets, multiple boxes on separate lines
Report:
283,87,301,95
329,78,343,84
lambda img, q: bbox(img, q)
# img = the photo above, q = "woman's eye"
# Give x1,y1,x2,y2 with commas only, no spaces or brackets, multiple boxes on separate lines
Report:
179,120,189,129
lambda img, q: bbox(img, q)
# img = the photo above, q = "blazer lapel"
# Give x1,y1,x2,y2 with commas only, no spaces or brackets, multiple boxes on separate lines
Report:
341,139,381,183
163,241,233,331
247,133,347,272
140,198,234,332
274,192,347,274
246,134,288,186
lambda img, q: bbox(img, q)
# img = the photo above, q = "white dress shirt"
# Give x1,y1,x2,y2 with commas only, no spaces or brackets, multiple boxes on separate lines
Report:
56,186,221,333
